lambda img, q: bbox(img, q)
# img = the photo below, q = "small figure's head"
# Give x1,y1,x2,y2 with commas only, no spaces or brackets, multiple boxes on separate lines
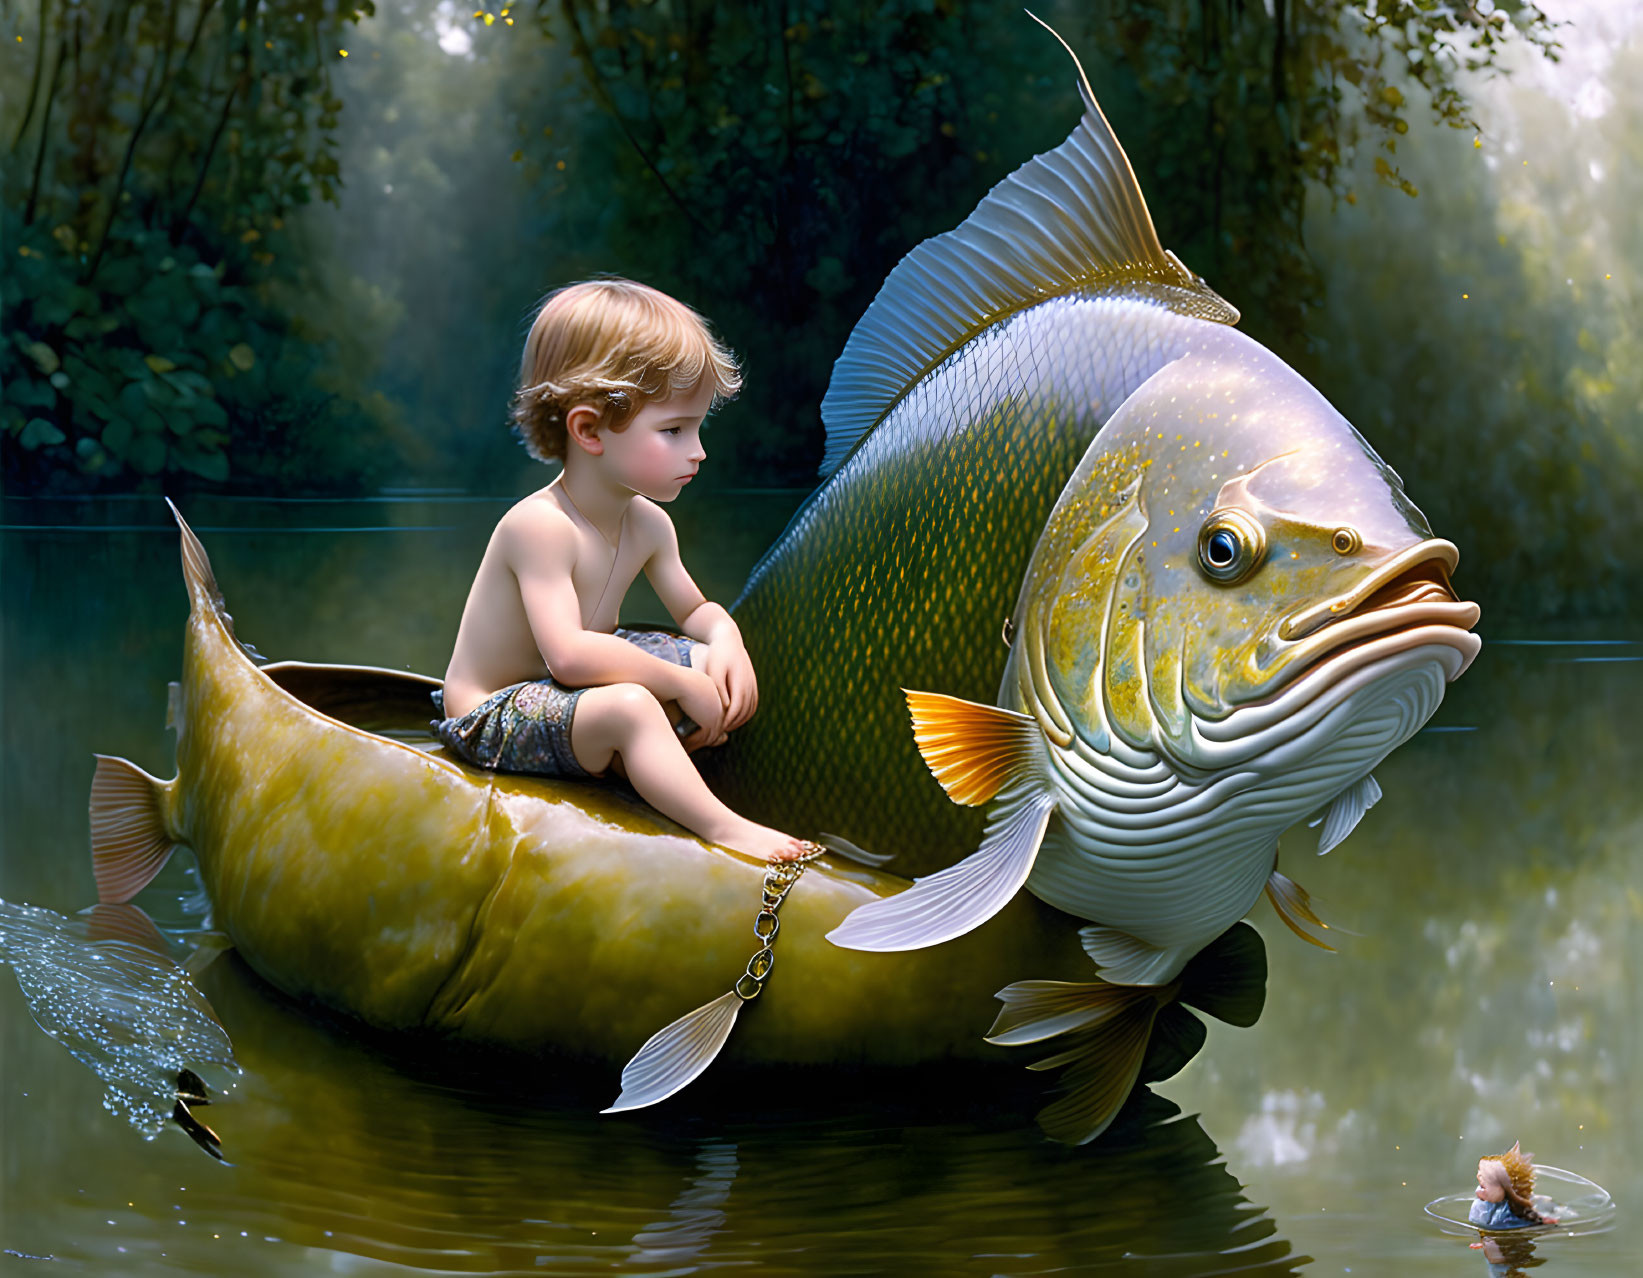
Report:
511,277,741,465
1476,1141,1536,1205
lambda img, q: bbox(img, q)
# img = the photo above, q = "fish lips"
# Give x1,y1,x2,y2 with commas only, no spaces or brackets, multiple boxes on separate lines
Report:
1273,538,1482,683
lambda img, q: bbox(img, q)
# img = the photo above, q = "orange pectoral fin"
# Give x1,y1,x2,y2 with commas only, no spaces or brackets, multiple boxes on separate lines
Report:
903,688,1042,807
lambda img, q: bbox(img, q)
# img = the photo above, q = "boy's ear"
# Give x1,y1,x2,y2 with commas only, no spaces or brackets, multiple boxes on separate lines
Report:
565,403,606,455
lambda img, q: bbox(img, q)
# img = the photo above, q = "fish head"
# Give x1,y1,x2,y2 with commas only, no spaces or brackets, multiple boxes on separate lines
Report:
1024,343,1481,770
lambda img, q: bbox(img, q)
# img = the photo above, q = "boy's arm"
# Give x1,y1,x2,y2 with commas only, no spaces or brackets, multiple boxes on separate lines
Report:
510,505,703,706
639,504,757,733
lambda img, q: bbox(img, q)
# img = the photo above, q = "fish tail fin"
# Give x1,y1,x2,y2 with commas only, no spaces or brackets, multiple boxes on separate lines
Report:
603,991,742,1114
89,755,178,904
1265,869,1336,951
167,499,262,661
990,978,1162,1145
903,689,1043,806
167,498,224,618
1078,926,1194,986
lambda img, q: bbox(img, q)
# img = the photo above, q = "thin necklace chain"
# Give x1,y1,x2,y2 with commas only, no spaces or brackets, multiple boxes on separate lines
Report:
552,477,625,628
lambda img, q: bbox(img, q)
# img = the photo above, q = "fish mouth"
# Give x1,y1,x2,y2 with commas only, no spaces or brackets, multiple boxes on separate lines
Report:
1276,538,1482,684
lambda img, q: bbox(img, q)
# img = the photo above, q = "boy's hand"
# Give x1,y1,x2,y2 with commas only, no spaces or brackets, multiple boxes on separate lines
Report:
700,636,758,737
675,668,727,750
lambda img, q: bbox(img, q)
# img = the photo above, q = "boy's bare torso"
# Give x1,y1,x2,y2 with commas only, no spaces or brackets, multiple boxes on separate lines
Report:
441,486,663,718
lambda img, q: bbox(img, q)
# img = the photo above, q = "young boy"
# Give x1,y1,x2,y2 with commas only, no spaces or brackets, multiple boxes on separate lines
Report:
432,278,813,862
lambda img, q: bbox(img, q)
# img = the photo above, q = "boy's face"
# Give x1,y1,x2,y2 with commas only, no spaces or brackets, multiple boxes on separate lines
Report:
1476,1159,1510,1202
587,381,712,502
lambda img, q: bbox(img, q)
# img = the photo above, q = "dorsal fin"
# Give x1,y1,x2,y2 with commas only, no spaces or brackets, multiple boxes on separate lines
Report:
816,14,1237,478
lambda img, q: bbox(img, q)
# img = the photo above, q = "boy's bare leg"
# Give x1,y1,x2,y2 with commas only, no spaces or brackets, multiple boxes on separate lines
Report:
569,684,810,861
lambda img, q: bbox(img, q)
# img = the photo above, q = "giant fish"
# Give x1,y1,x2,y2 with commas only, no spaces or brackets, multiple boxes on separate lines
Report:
83,22,1470,1139
707,25,1478,981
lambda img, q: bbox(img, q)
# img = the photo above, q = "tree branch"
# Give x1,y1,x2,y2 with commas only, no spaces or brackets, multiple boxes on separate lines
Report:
170,67,250,245
557,0,712,241
87,0,183,281
11,0,53,153
23,33,66,226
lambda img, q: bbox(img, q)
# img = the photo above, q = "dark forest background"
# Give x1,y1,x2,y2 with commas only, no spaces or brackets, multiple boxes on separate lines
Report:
2,0,1638,616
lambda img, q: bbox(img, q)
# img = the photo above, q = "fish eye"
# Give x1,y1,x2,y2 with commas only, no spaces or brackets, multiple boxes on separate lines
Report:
1196,509,1266,584
1332,526,1362,555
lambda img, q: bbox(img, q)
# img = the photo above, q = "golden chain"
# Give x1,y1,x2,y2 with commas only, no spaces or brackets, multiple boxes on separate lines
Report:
732,847,821,1001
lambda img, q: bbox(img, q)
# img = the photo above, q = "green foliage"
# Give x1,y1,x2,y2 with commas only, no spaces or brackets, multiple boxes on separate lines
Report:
484,1,1562,484
1077,0,1560,349
1,0,394,493
504,0,1075,481
1302,45,1643,618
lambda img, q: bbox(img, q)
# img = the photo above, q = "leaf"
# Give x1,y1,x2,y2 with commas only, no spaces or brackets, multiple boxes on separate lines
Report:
101,419,134,459
144,354,177,374
24,342,60,375
174,444,229,482
5,377,55,408
128,434,166,475
20,418,66,449
228,344,256,371
192,398,228,428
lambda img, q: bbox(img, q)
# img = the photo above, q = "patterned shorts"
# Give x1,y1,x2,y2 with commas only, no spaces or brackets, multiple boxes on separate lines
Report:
429,628,703,781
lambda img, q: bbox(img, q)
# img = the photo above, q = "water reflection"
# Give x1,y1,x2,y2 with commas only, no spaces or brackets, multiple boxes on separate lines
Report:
13,941,1294,1275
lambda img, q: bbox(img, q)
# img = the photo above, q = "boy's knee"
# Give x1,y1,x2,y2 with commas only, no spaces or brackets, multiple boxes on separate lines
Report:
594,682,664,728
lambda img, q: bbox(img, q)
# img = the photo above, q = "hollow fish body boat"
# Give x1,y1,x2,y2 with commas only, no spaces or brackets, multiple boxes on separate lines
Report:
87,512,1267,1139
88,511,1101,1071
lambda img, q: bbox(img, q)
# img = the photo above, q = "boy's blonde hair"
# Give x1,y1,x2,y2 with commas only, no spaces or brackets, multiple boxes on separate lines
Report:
510,277,742,463
1485,1141,1536,1201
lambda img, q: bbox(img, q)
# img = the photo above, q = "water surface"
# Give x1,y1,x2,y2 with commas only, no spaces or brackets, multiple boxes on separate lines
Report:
2,495,1637,1275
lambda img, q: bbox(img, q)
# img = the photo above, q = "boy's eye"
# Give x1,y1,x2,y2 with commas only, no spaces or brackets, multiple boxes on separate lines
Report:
664,427,682,435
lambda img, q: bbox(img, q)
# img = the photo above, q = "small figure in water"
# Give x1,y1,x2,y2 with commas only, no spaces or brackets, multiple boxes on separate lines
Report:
1469,1141,1547,1230
435,278,815,861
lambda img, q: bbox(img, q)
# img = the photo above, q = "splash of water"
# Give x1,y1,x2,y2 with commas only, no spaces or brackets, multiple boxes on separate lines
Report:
0,899,239,1140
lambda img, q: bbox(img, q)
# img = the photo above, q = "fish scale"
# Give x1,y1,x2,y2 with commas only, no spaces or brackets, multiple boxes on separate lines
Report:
707,298,1217,874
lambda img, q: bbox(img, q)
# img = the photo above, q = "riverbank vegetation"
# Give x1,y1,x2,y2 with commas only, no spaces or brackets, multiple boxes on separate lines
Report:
5,0,1636,613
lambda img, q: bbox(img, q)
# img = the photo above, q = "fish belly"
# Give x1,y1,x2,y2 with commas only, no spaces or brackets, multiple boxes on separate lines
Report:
711,297,1211,873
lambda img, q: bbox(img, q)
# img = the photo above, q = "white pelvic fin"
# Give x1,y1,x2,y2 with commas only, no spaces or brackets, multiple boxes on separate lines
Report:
603,990,742,1114
1316,774,1382,855
826,791,1055,952
1077,927,1193,986
985,979,1144,1046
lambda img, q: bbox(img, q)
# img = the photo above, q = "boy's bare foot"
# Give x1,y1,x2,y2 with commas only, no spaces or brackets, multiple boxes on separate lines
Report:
710,816,812,863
